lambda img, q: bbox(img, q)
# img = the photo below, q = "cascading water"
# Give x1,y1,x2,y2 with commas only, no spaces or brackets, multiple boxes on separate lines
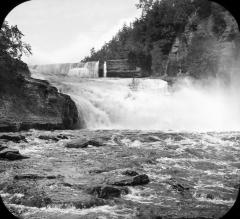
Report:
68,61,99,77
61,77,240,131
30,67,240,131
29,61,99,78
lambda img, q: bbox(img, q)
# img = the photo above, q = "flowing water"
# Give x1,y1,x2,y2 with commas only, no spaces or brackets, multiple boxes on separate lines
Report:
45,74,240,131
0,70,240,218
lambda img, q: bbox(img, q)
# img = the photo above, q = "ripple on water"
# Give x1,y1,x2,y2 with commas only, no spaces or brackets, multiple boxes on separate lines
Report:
7,203,134,219
1,130,239,219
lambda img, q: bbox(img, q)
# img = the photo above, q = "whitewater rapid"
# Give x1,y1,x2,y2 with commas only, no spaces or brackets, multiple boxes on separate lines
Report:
30,72,240,131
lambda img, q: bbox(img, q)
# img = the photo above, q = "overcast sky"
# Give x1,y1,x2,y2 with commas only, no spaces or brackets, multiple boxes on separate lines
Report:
6,0,141,65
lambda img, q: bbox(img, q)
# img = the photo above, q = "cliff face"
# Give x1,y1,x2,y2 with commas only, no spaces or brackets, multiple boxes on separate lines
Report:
154,2,240,80
0,54,81,132
105,59,142,77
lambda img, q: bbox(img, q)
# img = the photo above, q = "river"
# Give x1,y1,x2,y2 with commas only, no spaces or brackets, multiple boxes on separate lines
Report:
0,71,240,218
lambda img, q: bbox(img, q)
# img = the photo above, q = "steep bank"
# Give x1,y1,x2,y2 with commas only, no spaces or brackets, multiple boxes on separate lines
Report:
0,54,81,132
164,2,240,80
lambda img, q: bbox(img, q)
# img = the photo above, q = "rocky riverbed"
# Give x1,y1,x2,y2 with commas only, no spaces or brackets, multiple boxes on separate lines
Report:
0,130,239,219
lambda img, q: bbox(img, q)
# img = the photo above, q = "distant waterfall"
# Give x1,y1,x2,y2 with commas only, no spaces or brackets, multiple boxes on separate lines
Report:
29,61,99,78
103,61,107,77
68,61,99,78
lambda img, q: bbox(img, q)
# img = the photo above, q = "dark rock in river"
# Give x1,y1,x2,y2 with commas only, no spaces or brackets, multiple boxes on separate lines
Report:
38,134,69,141
66,138,104,148
167,177,193,198
0,134,27,143
87,139,104,147
14,173,63,180
86,185,122,199
0,148,29,160
108,174,150,186
206,193,214,200
122,169,139,176
14,174,45,180
65,138,90,148
0,53,81,132
56,134,69,139
0,145,8,151
233,184,240,189
38,135,59,141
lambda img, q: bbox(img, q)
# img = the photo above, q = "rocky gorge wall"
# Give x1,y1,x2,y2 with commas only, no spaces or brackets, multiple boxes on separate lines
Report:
0,54,81,132
153,2,240,81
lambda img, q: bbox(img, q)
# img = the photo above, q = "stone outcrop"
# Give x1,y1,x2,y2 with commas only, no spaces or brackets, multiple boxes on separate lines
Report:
0,54,81,132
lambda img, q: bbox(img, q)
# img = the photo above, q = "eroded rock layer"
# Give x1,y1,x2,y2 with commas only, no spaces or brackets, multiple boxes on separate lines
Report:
0,54,81,132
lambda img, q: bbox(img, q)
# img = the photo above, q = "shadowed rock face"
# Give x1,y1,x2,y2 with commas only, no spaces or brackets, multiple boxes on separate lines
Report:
152,2,240,81
0,54,82,132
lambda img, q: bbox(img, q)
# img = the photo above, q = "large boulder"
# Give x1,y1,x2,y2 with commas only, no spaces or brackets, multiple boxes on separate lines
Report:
0,148,29,160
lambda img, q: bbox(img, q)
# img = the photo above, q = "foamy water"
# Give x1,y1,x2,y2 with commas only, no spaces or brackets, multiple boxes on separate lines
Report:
30,71,240,132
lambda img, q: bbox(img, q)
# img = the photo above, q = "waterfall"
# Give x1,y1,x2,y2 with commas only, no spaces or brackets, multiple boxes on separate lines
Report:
29,61,99,78
29,65,240,131
53,77,240,131
103,61,107,77
68,61,99,78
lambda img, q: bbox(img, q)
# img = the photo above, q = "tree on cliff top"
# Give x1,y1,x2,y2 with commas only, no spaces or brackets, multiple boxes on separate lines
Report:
0,21,32,60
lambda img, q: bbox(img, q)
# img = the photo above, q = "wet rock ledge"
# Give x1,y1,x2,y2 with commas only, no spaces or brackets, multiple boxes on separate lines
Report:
0,54,82,132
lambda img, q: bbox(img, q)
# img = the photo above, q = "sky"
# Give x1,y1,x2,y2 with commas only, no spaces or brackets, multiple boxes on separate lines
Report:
6,0,141,65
